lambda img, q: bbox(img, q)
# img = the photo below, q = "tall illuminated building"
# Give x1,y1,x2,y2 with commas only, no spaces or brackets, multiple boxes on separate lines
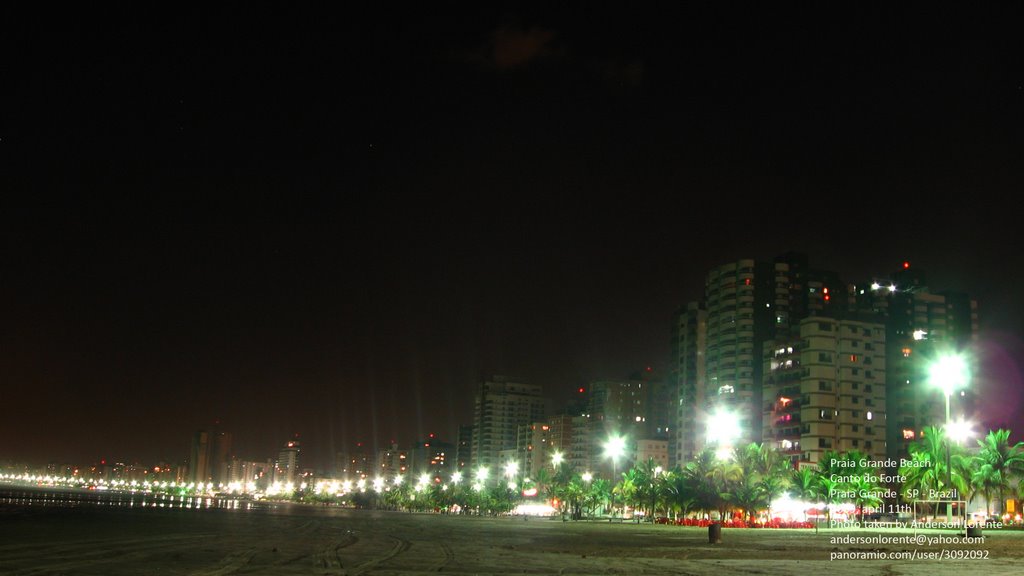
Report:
675,253,846,463
672,301,706,464
455,424,473,471
188,430,210,484
409,433,453,481
376,442,408,478
849,262,978,459
762,316,887,466
547,413,591,473
470,376,548,470
274,440,301,485
211,430,232,486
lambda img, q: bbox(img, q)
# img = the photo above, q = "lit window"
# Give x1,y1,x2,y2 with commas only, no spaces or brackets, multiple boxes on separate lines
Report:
902,429,915,440
866,411,873,420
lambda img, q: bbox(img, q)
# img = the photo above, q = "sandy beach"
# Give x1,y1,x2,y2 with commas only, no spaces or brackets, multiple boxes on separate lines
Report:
2,498,1023,575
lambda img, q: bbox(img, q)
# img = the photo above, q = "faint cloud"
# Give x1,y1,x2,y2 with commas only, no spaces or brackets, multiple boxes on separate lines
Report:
491,25,555,68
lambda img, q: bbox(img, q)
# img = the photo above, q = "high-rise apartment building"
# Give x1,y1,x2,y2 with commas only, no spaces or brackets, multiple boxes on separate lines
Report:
455,424,473,471
548,413,592,473
515,422,554,479
849,263,978,459
211,430,232,486
762,317,887,466
375,443,408,479
672,302,706,464
229,458,273,490
677,256,978,469
586,373,670,474
188,430,210,484
274,440,301,485
471,376,548,470
409,434,454,481
676,253,850,464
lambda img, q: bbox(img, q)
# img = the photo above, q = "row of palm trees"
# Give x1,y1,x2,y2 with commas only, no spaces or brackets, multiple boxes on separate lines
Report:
899,427,1024,517
317,428,1024,523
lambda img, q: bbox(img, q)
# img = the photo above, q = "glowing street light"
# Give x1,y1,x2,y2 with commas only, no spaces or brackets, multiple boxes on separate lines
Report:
929,352,970,525
604,435,627,517
475,466,489,484
504,460,520,492
451,471,462,485
504,460,519,479
930,354,970,406
551,451,564,468
581,472,593,483
947,418,975,445
706,408,741,446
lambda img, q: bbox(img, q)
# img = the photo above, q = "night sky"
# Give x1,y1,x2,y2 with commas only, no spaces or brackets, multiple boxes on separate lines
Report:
3,4,1023,471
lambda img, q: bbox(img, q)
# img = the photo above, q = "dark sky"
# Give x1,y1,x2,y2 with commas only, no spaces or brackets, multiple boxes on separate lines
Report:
3,4,1023,471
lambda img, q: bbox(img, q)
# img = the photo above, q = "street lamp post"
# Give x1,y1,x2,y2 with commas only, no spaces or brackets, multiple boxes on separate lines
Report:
945,392,952,525
706,408,740,533
929,353,969,526
649,465,662,521
504,461,519,493
604,435,627,519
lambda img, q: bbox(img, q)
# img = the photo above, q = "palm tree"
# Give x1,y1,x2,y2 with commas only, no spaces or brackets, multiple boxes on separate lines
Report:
683,448,719,518
970,462,1002,516
556,476,585,520
750,443,791,518
652,467,672,518
634,458,663,518
722,474,764,524
975,429,1024,515
900,426,948,517
663,467,695,520
588,478,612,517
532,467,554,502
817,475,842,526
789,467,819,521
759,475,789,521
848,474,883,526
617,467,642,517
707,451,742,520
